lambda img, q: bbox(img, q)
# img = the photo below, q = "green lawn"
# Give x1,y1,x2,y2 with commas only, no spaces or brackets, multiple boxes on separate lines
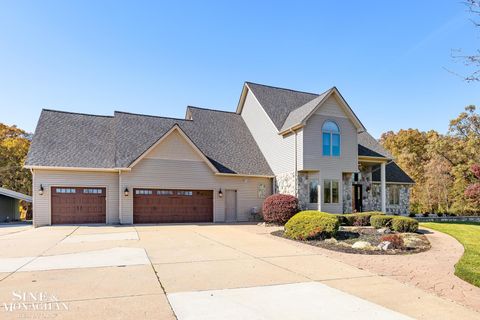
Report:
421,222,480,287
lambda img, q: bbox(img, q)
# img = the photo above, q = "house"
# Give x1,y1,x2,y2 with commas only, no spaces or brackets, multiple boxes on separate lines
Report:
25,82,413,226
0,187,32,222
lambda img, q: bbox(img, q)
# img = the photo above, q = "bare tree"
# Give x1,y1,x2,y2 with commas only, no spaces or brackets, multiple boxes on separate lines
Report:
454,0,480,82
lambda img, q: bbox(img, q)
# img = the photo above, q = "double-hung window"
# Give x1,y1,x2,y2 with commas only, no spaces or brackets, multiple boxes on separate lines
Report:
324,180,339,204
322,120,340,156
389,185,400,205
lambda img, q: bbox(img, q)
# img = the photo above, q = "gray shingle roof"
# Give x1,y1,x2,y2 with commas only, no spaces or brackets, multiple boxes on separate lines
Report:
358,144,386,158
372,162,415,184
357,132,412,183
246,82,319,130
279,89,332,132
26,108,273,176
26,110,116,168
358,131,393,159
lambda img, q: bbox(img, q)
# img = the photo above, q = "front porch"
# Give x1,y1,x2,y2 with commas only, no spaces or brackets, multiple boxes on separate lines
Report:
274,156,411,215
343,156,388,214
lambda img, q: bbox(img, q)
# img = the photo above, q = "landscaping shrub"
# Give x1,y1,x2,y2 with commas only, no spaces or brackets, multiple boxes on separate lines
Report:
391,216,419,233
262,194,299,224
370,215,393,228
284,211,339,240
339,212,384,226
380,234,404,249
408,212,416,217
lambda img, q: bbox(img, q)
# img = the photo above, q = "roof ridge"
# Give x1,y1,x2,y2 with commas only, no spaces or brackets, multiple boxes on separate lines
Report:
42,109,114,118
187,105,237,114
245,81,321,96
114,110,192,121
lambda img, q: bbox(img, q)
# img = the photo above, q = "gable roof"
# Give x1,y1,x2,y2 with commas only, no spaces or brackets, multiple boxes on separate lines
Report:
26,108,273,176
244,82,319,130
127,125,220,173
0,187,32,202
280,89,332,132
372,162,415,184
243,82,365,134
358,131,393,159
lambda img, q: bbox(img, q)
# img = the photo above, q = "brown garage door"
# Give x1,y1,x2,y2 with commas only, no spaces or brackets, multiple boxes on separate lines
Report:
51,187,106,224
133,189,213,223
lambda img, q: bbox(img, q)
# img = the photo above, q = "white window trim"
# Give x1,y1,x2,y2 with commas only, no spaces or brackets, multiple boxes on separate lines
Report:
323,179,340,204
322,120,341,157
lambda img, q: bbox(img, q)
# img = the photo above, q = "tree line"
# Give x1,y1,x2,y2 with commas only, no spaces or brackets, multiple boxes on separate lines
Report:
380,105,480,215
0,123,32,196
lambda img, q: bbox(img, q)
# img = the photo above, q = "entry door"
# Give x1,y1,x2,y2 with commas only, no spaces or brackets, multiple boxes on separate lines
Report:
225,190,237,222
353,184,363,212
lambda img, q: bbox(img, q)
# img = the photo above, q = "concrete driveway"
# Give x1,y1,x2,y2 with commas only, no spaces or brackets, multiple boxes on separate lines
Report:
0,224,478,319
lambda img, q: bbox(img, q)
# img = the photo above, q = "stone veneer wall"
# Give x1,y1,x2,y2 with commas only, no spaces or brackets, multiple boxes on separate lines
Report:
343,165,411,215
277,170,411,214
364,183,410,215
275,171,313,210
297,172,310,210
275,172,296,196
343,173,353,213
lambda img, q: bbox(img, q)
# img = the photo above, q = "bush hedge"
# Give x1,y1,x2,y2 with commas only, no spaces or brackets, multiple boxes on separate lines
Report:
284,211,339,240
370,215,394,228
262,194,299,224
339,212,384,226
391,216,419,233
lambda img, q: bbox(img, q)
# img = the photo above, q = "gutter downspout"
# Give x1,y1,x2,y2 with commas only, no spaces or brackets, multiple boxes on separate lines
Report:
118,170,122,224
30,168,35,227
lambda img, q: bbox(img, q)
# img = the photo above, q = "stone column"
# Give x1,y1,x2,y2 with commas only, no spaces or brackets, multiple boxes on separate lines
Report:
381,162,386,213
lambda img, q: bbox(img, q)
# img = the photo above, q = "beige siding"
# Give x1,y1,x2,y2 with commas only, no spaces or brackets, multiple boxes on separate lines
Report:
296,129,304,171
315,96,348,118
120,159,271,223
303,114,358,172
241,89,296,175
303,97,359,214
32,169,119,227
120,130,271,223
145,130,204,161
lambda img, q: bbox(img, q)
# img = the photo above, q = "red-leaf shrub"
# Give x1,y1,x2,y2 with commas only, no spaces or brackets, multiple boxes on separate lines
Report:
262,194,299,224
380,234,404,249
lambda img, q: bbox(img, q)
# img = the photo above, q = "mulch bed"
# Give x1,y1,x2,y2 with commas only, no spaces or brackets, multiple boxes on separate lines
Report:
271,229,431,255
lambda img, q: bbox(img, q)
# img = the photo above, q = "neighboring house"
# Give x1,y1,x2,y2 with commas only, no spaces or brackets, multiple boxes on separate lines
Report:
25,82,413,227
0,187,32,222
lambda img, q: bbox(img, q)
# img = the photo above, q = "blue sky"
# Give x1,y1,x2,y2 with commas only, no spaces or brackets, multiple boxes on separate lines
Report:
0,1,479,138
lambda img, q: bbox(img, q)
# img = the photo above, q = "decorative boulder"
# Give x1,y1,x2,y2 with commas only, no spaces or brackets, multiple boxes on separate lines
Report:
352,241,373,250
377,228,391,235
402,235,425,249
377,241,393,251
324,238,338,245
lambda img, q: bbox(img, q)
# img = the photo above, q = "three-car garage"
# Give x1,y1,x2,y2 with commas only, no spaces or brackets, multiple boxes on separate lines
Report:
50,186,214,225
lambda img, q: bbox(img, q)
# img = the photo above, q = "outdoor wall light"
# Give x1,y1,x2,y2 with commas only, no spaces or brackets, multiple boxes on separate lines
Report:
39,184,44,196
218,189,223,198
124,188,129,196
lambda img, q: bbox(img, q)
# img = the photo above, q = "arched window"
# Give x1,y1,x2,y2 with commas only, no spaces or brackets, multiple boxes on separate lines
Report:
322,120,340,156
